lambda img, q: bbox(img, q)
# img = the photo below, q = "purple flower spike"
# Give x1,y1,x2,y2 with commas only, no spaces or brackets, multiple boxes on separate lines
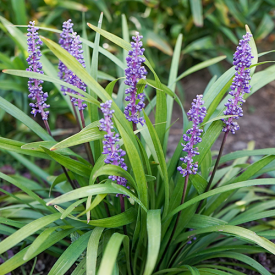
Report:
26,21,50,120
124,32,147,125
222,32,253,134
177,95,206,177
68,32,87,111
58,19,74,95
100,100,129,189
58,21,87,111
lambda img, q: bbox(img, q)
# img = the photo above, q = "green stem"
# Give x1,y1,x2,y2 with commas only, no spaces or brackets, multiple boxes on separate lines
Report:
119,194,127,235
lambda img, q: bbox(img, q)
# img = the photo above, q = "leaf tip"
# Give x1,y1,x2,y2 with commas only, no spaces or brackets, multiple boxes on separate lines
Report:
2,69,6,73
245,24,251,34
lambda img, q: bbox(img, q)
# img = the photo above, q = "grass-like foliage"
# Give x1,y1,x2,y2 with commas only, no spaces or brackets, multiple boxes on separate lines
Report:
1,13,275,275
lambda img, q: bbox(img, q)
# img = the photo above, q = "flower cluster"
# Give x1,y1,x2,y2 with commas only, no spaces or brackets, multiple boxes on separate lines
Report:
222,32,253,134
58,20,87,111
124,32,147,125
177,95,206,177
100,100,128,188
58,19,73,95
26,21,49,120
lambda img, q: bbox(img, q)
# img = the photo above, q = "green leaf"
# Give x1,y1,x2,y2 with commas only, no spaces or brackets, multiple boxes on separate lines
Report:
164,178,275,223
190,0,203,26
255,14,275,41
219,148,275,165
115,118,148,210
98,233,131,275
86,227,105,275
90,164,136,189
143,111,169,217
164,34,183,154
11,0,27,25
0,137,51,159
40,146,92,178
0,172,50,209
200,115,238,127
72,257,86,275
50,123,104,151
47,182,147,212
23,227,62,260
48,231,92,275
56,1,88,11
192,252,272,275
187,214,227,229
3,69,101,107
22,140,79,157
143,210,161,275
175,56,226,84
55,205,137,228
77,194,106,218
245,25,258,76
0,228,75,275
0,95,53,141
0,213,61,254
177,224,275,259
61,198,87,219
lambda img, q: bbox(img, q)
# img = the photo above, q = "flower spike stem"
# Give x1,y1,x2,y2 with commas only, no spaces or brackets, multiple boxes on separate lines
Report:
196,131,228,213
119,194,127,235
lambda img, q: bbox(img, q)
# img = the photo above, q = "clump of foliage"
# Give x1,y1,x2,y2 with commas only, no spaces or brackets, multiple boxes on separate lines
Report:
1,10,275,275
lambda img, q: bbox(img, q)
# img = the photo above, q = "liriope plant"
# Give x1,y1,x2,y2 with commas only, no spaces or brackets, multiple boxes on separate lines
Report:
1,12,275,275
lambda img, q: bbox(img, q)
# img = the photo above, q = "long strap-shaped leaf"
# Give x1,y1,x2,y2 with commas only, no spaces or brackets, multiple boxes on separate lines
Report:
165,178,275,222
0,228,75,275
86,227,105,275
48,231,92,275
0,95,52,141
0,212,61,254
47,182,147,212
176,224,275,256
98,232,131,275
143,111,169,217
143,210,161,275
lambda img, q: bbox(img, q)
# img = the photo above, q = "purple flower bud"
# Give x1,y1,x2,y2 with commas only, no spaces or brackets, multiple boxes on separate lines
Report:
100,100,128,190
26,21,50,120
222,32,253,134
124,32,147,125
177,95,206,177
58,20,87,111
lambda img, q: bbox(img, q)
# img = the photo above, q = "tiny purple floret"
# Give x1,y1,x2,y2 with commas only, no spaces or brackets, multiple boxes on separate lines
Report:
124,32,147,125
177,95,206,177
222,32,253,134
100,100,129,189
58,20,87,111
26,21,49,120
